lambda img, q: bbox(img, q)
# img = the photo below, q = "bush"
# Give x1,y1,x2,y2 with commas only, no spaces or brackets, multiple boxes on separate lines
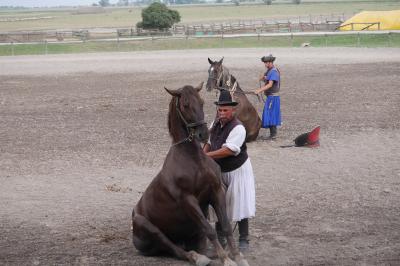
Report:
137,2,181,30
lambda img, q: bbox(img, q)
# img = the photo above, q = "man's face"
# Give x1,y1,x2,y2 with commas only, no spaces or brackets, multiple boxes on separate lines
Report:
264,61,272,68
217,105,235,124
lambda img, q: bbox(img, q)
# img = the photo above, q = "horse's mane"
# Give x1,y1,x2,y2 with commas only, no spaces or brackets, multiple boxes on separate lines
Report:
221,65,243,92
167,86,192,142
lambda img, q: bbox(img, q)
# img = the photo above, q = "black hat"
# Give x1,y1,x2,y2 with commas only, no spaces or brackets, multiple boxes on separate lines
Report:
214,90,238,106
261,54,276,63
294,126,320,147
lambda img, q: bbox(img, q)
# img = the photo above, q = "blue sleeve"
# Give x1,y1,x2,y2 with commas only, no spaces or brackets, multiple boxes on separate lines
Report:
266,69,280,82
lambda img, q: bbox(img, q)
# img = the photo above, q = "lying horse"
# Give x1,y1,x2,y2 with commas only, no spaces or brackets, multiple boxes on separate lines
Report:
132,82,247,266
206,57,261,142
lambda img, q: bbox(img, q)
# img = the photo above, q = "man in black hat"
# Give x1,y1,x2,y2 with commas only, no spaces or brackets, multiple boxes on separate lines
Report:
203,90,256,252
254,54,281,140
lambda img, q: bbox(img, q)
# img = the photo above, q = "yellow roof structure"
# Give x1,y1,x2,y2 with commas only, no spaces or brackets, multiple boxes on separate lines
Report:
339,10,400,31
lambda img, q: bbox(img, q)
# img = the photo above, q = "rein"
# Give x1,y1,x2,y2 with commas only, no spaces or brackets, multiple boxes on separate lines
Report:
172,96,206,146
220,74,264,103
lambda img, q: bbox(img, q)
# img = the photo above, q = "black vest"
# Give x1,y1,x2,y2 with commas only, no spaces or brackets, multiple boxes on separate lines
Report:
210,118,248,172
264,67,280,96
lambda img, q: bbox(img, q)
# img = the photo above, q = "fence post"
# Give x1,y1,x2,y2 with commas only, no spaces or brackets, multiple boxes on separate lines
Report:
291,33,294,47
388,32,392,47
357,32,360,47
11,41,14,56
325,34,328,47
44,40,48,55
117,33,120,50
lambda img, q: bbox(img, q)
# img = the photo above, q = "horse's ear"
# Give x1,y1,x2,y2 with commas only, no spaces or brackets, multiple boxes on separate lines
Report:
208,58,213,65
195,82,204,92
164,87,181,97
218,57,224,64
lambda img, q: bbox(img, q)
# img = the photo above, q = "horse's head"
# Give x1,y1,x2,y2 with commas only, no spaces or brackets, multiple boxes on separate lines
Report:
165,82,209,143
206,57,224,92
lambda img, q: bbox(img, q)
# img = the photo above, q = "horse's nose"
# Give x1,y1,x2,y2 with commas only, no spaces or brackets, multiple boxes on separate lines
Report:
197,127,209,142
206,80,213,91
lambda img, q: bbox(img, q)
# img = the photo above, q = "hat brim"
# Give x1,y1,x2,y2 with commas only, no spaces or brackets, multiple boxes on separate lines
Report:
214,101,238,106
261,56,276,63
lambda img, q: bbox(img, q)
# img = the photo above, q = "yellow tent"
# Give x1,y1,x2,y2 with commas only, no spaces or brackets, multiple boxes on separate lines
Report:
339,10,400,31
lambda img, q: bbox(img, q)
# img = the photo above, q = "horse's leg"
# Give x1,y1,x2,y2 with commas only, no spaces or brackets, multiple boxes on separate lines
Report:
184,232,208,255
132,209,211,266
182,195,237,266
211,188,249,266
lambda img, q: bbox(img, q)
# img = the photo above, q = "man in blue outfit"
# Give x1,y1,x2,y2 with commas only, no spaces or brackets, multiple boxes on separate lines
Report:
254,54,281,140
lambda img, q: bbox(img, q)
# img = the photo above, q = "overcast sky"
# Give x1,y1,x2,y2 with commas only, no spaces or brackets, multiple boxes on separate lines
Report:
0,1,119,7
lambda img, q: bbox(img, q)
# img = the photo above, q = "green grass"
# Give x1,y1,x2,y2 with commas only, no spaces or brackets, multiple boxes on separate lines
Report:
1,32,399,56
1,1,399,31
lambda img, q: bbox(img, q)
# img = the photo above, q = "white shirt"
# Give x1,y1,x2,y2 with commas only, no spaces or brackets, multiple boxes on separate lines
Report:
208,120,246,156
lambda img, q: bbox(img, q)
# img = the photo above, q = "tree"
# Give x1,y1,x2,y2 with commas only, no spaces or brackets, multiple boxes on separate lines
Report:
293,0,301,4
98,0,110,7
137,2,181,30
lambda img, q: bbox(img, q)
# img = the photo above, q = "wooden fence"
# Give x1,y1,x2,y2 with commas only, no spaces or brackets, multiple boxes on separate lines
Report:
0,15,345,43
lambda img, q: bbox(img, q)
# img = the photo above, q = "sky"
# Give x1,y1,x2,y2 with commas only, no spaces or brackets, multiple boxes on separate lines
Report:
0,1,118,7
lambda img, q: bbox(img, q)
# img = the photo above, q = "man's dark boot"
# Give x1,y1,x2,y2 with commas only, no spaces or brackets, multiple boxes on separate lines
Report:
238,218,249,252
215,222,227,248
270,126,277,140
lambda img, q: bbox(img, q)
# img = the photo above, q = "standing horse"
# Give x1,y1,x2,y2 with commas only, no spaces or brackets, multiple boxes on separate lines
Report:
132,83,248,266
206,58,261,142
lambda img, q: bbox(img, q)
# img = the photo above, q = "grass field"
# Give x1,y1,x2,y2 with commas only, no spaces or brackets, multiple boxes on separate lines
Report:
1,32,399,56
0,1,399,31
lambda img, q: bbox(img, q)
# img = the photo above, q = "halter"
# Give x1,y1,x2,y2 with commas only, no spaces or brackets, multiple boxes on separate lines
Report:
173,96,206,146
208,65,225,89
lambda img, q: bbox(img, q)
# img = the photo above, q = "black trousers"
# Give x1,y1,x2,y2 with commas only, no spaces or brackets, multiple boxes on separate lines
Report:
216,218,249,241
269,126,277,137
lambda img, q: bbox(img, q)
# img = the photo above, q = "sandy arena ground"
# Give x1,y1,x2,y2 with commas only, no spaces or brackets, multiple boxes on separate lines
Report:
1,48,399,266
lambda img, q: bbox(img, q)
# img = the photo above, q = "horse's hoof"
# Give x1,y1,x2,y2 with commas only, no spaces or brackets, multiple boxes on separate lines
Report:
234,253,249,266
223,257,237,266
196,254,211,266
236,258,249,266
188,251,211,266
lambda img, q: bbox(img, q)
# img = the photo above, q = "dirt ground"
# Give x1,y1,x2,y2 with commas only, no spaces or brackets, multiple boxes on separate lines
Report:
1,48,399,266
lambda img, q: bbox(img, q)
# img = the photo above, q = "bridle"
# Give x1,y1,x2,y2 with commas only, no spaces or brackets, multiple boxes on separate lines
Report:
173,96,206,146
208,65,225,90
211,71,265,103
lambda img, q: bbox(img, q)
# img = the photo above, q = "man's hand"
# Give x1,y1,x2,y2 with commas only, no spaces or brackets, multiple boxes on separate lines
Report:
254,88,262,95
206,147,235,159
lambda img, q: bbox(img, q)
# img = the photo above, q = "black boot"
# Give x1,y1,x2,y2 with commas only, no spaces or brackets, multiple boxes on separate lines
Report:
270,126,277,139
238,219,249,252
